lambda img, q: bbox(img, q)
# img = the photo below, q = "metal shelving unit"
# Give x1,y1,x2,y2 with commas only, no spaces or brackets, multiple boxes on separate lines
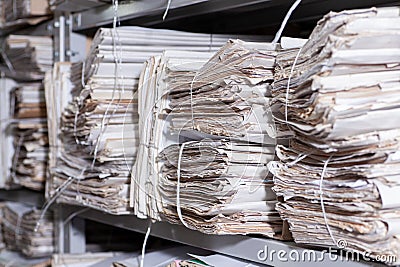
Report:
0,188,45,207
46,1,400,266
59,204,385,267
69,0,398,32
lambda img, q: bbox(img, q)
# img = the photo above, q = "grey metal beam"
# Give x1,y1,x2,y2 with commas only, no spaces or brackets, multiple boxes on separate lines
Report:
55,205,86,254
71,0,273,31
71,0,399,33
53,0,107,13
64,217,86,254
60,204,386,267
0,189,45,207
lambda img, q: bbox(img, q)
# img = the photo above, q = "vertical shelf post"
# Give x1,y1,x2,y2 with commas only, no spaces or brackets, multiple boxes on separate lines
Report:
54,205,86,254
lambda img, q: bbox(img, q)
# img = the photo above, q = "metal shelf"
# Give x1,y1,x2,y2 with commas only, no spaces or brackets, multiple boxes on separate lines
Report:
70,0,399,33
0,18,53,37
0,188,45,207
59,204,386,267
51,0,107,13
71,0,209,31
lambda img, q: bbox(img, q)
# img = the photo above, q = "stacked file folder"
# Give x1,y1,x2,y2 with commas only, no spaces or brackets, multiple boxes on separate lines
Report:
133,40,287,238
49,26,268,215
132,50,212,219
2,35,54,191
2,35,53,80
9,83,48,191
269,7,400,263
2,202,54,258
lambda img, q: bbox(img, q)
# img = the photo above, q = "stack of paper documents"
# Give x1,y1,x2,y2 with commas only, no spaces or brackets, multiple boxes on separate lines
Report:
158,140,283,236
2,35,53,80
9,83,48,191
44,62,77,198
132,50,212,220
132,41,287,238
49,26,269,215
2,35,53,191
0,0,51,29
269,7,400,263
0,78,17,189
2,202,54,258
167,39,277,143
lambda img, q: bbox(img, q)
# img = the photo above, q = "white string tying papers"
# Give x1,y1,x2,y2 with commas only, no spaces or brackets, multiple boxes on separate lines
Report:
15,214,22,248
11,133,25,182
80,61,85,88
163,0,172,20
285,46,302,124
319,155,338,247
189,71,200,131
287,152,310,166
272,0,302,44
176,141,197,228
73,102,80,145
62,207,90,226
35,167,87,232
140,221,152,267
91,0,123,168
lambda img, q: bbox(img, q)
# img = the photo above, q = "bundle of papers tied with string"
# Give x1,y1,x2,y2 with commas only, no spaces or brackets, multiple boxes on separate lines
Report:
49,26,269,215
9,82,48,191
132,40,289,238
2,202,54,258
268,7,400,264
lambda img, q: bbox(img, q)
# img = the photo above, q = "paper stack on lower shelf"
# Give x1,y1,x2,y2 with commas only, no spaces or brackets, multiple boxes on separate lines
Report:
269,7,400,264
2,202,54,258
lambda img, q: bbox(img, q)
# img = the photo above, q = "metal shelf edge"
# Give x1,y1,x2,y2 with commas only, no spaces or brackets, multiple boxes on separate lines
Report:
60,204,385,267
0,188,45,207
